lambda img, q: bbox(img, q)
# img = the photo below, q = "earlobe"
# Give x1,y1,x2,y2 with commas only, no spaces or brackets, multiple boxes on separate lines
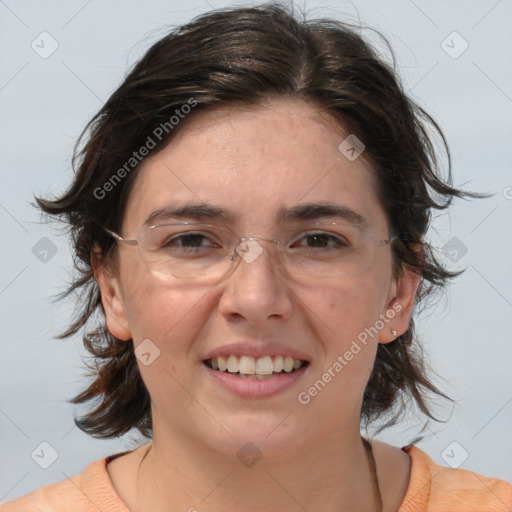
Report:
379,267,421,344
91,250,132,341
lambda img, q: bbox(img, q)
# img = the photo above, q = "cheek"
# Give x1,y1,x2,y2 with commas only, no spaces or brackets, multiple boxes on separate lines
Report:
120,265,205,348
303,269,392,387
122,278,211,397
301,284,383,408
311,277,389,342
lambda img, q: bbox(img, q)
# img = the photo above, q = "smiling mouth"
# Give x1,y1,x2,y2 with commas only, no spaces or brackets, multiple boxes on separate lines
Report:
204,355,309,380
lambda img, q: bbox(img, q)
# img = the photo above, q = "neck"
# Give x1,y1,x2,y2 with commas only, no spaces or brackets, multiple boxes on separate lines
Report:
135,425,382,512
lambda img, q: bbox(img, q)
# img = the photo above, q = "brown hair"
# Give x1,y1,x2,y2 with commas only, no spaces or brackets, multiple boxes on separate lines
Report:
36,4,480,439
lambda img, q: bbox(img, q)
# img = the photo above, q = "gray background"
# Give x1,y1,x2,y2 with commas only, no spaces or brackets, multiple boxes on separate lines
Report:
1,0,511,502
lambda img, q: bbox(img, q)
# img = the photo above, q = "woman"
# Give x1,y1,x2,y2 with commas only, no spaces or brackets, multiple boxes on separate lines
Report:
2,4,510,511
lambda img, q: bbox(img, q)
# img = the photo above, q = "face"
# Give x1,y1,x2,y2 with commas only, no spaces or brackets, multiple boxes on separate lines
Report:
96,99,418,461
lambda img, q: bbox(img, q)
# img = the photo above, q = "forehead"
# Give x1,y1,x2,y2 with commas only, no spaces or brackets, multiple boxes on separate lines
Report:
123,99,388,235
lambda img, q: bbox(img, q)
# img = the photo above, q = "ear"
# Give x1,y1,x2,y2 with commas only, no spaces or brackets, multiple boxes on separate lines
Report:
378,265,421,344
91,248,132,341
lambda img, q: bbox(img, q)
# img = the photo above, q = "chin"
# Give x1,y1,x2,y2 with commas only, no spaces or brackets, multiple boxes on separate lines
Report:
201,413,306,463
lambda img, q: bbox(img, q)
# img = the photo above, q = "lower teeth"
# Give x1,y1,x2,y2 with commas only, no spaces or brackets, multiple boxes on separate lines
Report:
221,370,295,379
236,373,277,380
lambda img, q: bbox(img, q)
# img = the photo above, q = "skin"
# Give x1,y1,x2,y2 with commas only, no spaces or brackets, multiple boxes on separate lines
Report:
94,99,418,512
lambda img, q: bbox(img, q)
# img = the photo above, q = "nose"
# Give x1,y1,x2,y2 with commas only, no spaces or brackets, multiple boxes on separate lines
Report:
217,237,294,323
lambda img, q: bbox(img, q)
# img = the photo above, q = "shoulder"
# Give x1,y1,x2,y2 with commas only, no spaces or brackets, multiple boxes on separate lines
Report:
400,444,512,511
0,458,129,512
0,474,81,512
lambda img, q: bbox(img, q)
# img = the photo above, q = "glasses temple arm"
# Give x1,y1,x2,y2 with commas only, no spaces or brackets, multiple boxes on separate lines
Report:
103,227,138,246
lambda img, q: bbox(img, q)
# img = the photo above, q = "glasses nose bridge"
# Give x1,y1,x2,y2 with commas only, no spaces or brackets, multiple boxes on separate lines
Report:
229,235,281,266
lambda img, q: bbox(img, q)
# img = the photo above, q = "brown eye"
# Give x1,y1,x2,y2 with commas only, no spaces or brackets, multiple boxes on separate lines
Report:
292,232,349,250
164,233,211,249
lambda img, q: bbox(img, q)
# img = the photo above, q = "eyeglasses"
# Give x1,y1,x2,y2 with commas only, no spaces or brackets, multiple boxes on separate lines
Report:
103,221,395,283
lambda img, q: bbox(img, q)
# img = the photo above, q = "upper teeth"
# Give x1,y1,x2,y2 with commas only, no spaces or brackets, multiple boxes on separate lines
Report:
208,355,304,375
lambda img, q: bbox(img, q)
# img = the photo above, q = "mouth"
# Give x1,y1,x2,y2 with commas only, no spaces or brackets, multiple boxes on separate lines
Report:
203,355,310,380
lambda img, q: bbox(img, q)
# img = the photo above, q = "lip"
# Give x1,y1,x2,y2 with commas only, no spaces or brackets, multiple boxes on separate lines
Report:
202,342,311,362
202,362,310,398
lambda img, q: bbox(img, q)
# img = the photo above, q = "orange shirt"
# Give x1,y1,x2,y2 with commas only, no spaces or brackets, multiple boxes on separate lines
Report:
1,444,510,511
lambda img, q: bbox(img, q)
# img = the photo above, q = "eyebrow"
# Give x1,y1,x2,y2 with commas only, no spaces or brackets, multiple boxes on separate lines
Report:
143,201,369,229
